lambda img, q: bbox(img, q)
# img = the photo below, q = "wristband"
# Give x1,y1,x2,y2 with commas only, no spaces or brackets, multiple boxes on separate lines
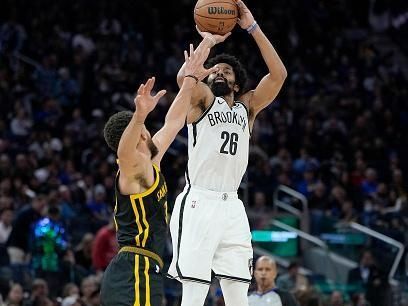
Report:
206,36,217,47
246,21,258,34
185,75,199,84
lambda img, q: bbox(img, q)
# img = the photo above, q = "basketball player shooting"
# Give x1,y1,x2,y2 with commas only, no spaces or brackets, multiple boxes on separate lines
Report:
168,1,287,306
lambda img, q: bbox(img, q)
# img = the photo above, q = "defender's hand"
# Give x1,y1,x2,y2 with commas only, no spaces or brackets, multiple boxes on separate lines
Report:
134,77,166,119
184,43,218,82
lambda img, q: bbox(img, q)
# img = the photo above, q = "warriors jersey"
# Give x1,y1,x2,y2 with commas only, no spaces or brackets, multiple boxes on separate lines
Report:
113,164,168,260
186,96,250,192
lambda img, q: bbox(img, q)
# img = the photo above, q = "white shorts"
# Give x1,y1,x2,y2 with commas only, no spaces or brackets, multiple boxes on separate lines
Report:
168,185,253,285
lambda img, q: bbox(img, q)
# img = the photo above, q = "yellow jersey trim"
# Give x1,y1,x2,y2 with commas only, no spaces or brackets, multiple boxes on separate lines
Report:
134,254,140,306
139,198,149,247
144,256,151,306
130,197,143,246
113,196,118,232
119,246,164,269
130,164,160,199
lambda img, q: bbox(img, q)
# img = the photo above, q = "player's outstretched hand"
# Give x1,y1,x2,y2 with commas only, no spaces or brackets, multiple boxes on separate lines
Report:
184,43,218,82
236,0,255,30
195,25,231,47
134,77,166,117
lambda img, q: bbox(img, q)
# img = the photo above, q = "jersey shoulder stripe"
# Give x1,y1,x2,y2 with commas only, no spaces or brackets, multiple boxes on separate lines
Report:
193,97,216,125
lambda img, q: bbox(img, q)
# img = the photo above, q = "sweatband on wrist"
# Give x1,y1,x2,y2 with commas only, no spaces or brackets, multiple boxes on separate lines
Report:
185,75,199,83
207,36,216,47
246,21,258,34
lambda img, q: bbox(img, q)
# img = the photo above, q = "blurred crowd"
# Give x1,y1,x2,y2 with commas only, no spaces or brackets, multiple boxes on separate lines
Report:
1,0,408,305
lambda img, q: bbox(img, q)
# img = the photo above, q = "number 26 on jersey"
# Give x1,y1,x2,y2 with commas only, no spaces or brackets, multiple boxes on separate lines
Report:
220,131,238,155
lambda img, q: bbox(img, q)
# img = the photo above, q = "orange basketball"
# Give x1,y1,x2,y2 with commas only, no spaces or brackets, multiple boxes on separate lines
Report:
194,0,238,35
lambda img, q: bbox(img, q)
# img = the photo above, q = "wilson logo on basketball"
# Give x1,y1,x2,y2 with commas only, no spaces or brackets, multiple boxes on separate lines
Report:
208,7,236,15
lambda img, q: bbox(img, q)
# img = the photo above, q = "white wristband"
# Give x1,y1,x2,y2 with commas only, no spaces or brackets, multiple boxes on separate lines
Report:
207,36,216,47
246,21,258,34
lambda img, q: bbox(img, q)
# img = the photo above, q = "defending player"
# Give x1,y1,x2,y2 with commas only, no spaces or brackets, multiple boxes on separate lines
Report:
100,42,217,306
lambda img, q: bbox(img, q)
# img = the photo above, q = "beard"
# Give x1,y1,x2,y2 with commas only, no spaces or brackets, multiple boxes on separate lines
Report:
147,137,159,159
209,79,233,97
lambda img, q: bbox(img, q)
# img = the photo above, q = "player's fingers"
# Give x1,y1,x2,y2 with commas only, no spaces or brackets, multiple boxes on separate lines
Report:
151,77,156,89
184,50,189,63
236,0,245,8
146,77,155,92
137,83,143,94
154,89,167,101
203,66,218,78
210,66,219,74
222,32,232,40
193,45,204,62
139,84,146,95
202,69,213,79
189,44,194,57
143,80,150,94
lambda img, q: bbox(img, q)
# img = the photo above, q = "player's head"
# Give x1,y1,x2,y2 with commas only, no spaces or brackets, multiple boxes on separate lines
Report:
254,256,277,289
104,111,158,158
205,53,247,98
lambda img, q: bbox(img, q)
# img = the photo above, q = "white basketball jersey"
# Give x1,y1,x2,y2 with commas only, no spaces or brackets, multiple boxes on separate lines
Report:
186,96,250,192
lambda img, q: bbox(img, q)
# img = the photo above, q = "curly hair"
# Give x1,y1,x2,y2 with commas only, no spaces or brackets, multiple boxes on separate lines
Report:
205,53,248,97
103,111,133,152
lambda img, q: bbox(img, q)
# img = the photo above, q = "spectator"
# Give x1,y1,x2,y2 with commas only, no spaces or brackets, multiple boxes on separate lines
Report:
80,276,98,306
28,279,51,306
87,290,100,306
337,200,358,224
247,191,272,229
276,262,309,293
328,291,345,306
4,283,24,306
347,250,390,306
62,283,80,299
61,295,83,306
91,221,117,272
86,185,110,227
0,208,13,244
7,195,46,264
350,293,369,306
30,206,68,296
361,168,378,196
295,289,323,306
74,233,94,273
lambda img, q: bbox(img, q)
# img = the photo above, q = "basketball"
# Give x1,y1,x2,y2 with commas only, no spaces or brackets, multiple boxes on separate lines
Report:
194,0,238,35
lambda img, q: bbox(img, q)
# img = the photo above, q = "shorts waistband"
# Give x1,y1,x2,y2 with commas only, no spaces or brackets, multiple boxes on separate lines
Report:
186,185,238,200
119,246,163,269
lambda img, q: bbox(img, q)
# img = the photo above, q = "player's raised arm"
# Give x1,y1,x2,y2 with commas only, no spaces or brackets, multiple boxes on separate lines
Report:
236,0,287,118
153,43,217,165
116,77,166,176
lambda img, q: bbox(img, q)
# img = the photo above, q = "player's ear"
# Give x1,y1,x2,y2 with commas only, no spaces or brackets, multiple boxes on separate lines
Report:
233,84,240,93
